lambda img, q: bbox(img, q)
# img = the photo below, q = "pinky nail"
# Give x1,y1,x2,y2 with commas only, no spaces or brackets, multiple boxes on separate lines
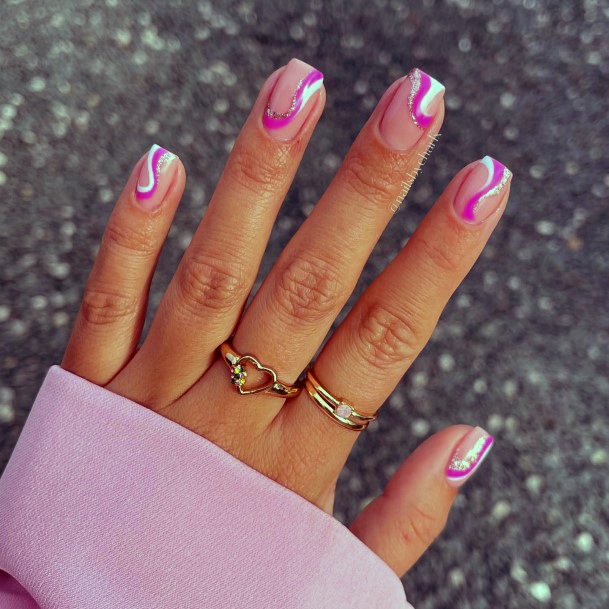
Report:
263,58,324,141
445,426,494,487
379,67,444,151
453,156,512,224
135,144,177,209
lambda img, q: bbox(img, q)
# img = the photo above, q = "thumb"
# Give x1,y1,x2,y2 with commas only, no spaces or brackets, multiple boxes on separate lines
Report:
349,425,494,578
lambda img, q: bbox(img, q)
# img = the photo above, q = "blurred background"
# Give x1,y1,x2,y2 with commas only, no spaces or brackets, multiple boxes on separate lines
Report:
1,0,608,607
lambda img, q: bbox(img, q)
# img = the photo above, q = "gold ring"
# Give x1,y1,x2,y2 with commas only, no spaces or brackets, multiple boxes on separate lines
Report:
304,367,377,431
220,342,301,398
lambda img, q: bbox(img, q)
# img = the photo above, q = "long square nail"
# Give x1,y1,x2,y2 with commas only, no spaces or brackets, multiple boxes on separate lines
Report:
263,58,324,142
379,68,445,151
453,156,512,224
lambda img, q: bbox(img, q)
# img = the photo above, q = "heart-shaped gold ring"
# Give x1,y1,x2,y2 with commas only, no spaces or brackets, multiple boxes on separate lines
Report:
219,342,301,398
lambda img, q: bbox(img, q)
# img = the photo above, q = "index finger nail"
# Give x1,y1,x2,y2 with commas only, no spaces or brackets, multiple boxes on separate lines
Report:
262,58,324,142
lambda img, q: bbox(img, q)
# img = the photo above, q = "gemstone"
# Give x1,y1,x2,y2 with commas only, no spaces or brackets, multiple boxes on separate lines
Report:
336,404,353,419
230,362,248,387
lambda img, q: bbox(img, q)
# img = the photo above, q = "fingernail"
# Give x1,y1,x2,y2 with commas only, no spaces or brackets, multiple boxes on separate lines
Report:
379,67,445,151
445,426,494,487
135,144,177,210
453,156,512,225
263,58,324,141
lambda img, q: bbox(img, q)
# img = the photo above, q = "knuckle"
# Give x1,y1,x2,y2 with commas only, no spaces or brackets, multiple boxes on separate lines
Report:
226,139,288,197
174,253,246,317
416,236,462,274
80,288,139,327
273,252,345,325
340,149,398,204
102,219,156,258
399,502,446,549
355,302,424,370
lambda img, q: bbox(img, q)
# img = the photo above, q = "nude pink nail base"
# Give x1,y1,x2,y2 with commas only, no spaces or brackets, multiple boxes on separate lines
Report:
446,427,494,487
453,156,512,224
263,58,323,141
136,144,176,203
263,69,323,129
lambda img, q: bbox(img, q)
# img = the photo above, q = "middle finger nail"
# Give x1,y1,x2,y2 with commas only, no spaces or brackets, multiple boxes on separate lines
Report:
379,68,445,151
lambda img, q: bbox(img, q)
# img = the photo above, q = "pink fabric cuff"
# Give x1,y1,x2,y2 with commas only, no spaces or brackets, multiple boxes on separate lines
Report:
0,366,411,608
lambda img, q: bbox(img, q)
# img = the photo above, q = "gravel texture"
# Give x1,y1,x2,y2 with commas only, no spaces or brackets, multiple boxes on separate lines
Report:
1,0,608,607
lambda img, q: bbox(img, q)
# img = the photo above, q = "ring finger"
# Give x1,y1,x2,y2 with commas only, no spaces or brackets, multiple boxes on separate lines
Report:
281,155,512,490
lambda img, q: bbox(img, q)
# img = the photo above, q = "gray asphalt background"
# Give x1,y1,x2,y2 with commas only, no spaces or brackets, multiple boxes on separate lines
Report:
1,0,608,607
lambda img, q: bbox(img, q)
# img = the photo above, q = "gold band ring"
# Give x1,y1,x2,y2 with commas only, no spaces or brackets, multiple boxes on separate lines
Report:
304,367,377,431
220,342,301,398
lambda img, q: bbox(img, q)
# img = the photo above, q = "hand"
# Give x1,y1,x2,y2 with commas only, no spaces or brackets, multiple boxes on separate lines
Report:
62,58,511,578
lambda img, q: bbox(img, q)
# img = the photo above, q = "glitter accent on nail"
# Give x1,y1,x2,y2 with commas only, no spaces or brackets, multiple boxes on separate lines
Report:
136,144,176,200
446,433,494,482
478,162,512,202
407,68,445,130
263,69,324,129
156,152,174,176
407,69,422,127
462,156,512,222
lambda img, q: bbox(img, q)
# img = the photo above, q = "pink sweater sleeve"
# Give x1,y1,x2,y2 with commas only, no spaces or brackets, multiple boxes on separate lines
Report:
0,366,412,609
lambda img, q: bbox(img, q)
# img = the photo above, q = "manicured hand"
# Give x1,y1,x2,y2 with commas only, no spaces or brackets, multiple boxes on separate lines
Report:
62,58,511,579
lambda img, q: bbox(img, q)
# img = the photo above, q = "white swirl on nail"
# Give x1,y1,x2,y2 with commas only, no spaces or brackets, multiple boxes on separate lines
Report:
136,144,176,200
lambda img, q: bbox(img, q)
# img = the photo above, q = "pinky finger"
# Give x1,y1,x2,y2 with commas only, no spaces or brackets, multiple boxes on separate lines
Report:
62,144,185,385
349,425,494,578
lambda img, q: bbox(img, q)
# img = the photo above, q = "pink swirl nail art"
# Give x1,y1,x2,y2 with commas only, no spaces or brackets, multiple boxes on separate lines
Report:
136,144,176,200
460,156,512,223
263,69,324,130
407,68,445,130
446,429,494,486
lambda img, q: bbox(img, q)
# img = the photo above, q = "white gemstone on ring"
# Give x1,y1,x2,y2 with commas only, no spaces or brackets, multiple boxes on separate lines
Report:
335,403,353,419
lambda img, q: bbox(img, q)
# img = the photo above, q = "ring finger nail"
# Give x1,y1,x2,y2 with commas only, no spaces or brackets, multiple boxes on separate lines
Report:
379,68,445,151
453,155,512,225
445,426,494,487
135,144,178,210
263,58,324,141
